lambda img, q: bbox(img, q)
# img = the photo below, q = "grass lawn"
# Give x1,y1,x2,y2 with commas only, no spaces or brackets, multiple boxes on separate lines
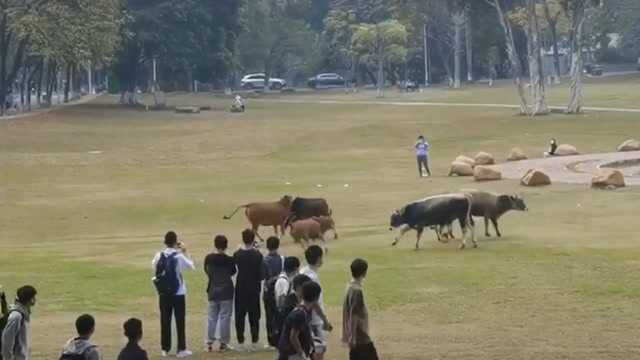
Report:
1,77,640,360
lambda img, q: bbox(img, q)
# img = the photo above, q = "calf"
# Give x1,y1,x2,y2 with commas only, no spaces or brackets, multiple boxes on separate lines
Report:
389,193,476,250
289,216,336,252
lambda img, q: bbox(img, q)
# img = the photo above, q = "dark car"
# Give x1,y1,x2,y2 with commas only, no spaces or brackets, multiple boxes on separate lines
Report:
584,64,604,76
308,73,345,88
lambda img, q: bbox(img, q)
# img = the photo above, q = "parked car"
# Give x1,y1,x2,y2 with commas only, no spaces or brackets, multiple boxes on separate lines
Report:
584,63,604,76
240,73,286,90
307,73,345,88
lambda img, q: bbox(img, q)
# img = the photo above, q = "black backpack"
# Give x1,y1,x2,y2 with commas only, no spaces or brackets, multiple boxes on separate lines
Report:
0,309,24,360
264,274,289,346
59,344,97,360
153,252,180,296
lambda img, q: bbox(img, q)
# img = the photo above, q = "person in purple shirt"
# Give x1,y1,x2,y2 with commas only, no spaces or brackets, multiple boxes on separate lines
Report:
415,135,431,177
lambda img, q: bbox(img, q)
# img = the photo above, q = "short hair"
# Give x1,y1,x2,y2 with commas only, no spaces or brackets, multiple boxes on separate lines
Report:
284,256,301,273
292,274,311,291
301,281,321,303
241,229,255,245
164,231,178,247
350,258,369,278
16,285,37,304
266,236,280,251
123,318,143,341
214,235,228,250
75,314,96,336
304,245,323,266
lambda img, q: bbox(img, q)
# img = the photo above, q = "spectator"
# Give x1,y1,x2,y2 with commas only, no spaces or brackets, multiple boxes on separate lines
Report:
263,236,284,348
299,246,332,360
1,285,37,360
204,235,236,352
278,281,321,360
415,135,431,177
342,259,378,360
60,314,101,360
117,318,148,360
1,285,8,318
281,274,311,320
265,256,300,348
151,231,195,358
544,138,558,157
233,229,265,351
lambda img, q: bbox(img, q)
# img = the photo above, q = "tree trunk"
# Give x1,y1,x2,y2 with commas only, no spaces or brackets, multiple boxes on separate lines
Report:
64,64,72,103
542,0,561,84
488,0,529,115
566,4,586,114
526,0,549,115
423,22,430,86
453,10,464,89
376,49,384,98
465,4,473,82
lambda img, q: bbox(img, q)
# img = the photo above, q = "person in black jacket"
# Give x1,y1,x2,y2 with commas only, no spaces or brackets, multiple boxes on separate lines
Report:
204,235,236,352
233,229,265,352
117,318,148,360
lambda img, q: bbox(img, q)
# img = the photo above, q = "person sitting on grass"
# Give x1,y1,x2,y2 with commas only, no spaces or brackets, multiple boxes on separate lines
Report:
1,285,38,360
117,318,148,360
60,314,101,360
278,281,322,360
342,259,378,360
544,138,558,157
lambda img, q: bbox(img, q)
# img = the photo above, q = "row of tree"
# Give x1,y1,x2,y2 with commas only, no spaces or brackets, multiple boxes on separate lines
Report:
1,0,639,115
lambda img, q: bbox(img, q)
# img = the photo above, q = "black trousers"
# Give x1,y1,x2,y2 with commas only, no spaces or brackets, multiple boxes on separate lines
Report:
264,295,279,347
350,342,379,360
159,294,186,352
235,291,261,344
417,155,431,176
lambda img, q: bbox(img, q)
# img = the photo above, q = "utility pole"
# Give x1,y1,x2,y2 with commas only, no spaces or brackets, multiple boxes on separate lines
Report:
424,22,430,87
87,61,93,94
152,58,157,93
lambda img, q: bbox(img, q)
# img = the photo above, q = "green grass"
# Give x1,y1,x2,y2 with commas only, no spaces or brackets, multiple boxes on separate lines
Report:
1,77,640,359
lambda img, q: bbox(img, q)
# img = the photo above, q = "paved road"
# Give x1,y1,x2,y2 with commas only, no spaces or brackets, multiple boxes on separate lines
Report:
490,151,640,186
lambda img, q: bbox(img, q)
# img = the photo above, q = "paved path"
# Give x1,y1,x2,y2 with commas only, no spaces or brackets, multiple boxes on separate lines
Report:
489,151,640,186
254,98,640,113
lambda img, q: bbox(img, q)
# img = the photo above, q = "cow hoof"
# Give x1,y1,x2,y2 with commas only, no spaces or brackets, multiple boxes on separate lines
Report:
485,234,491,238
473,243,478,248
459,244,466,250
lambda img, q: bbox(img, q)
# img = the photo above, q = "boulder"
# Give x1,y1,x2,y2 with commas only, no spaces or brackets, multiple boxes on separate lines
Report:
591,169,625,189
474,152,495,165
555,144,579,156
473,166,502,181
617,139,640,152
455,155,476,167
449,161,474,177
520,169,551,186
507,147,528,161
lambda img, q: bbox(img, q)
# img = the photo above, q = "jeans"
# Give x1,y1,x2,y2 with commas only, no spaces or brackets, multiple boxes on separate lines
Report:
159,294,186,352
264,294,279,347
417,155,431,176
206,299,233,345
235,291,261,344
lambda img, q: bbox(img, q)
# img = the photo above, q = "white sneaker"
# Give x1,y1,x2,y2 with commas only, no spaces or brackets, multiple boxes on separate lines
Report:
160,351,169,357
176,350,193,358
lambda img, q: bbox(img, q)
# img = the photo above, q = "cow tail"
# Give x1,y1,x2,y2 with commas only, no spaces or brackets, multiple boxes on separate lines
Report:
223,205,247,220
465,194,475,240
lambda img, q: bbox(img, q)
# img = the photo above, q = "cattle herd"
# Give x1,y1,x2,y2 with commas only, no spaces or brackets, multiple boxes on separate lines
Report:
224,190,528,251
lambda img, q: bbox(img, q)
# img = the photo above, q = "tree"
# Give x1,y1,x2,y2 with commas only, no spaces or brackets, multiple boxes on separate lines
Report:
486,0,529,115
351,19,407,97
525,0,550,115
561,0,600,114
465,3,473,82
542,0,564,83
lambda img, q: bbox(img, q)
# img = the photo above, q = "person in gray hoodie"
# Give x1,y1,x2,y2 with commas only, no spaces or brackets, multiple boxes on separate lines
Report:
1,285,37,360
60,314,101,360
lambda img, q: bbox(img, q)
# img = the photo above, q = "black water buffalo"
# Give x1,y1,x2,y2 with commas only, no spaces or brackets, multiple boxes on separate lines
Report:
389,193,476,250
439,191,528,238
285,197,332,228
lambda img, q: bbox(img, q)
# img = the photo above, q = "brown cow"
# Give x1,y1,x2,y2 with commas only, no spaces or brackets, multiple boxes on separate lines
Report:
223,195,292,240
289,216,337,252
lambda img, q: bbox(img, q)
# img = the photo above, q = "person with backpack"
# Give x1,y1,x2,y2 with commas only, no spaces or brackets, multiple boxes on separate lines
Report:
299,246,332,360
265,256,300,348
281,274,311,320
204,235,236,353
117,318,148,360
151,231,195,358
233,229,265,352
60,314,101,360
262,236,285,348
1,285,37,360
277,281,322,360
